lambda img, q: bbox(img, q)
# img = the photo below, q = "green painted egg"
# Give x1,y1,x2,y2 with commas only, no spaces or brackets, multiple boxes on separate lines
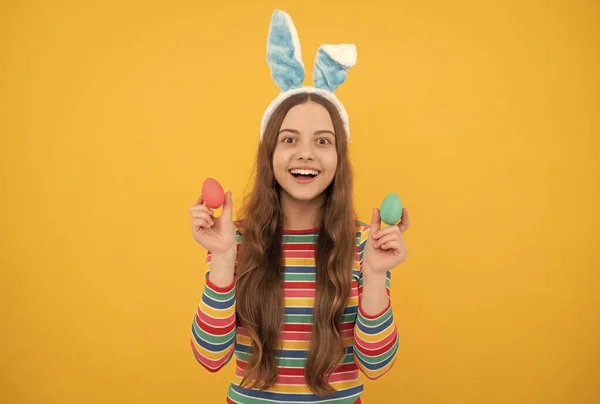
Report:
380,193,403,225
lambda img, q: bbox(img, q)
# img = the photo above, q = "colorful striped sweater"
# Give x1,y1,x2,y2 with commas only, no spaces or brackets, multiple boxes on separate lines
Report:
190,222,399,403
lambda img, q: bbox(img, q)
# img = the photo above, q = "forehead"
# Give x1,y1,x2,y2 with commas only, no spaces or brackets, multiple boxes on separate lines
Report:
280,102,334,133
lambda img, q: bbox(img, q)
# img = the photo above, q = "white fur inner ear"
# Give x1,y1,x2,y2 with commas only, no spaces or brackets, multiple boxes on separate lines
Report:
283,11,303,68
320,44,357,67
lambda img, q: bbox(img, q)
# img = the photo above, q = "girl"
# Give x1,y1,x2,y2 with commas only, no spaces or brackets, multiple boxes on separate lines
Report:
189,10,410,404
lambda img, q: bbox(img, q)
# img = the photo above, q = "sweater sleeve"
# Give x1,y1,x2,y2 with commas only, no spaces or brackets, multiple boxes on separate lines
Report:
353,225,400,379
190,250,237,373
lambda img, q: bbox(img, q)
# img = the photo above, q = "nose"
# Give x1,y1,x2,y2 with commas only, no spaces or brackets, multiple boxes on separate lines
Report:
295,140,315,160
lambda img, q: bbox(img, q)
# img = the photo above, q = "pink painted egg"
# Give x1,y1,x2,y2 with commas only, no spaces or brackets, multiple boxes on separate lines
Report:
202,178,225,209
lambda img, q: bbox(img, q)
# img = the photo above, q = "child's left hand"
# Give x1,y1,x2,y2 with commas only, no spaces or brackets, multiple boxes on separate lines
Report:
362,207,411,274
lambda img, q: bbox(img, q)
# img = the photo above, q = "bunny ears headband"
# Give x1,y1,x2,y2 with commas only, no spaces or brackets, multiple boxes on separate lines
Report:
260,10,357,142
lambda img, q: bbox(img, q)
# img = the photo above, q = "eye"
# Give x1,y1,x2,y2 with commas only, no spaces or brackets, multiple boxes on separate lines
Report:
283,137,295,144
317,137,331,145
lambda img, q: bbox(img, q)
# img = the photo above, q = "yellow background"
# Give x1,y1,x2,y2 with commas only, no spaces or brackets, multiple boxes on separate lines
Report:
1,0,598,403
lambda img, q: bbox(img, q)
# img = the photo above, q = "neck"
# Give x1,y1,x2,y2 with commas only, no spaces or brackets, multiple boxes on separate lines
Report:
279,191,325,231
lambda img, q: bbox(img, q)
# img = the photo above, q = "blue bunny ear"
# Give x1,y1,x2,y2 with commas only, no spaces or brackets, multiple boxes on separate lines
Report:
313,44,357,92
266,10,305,92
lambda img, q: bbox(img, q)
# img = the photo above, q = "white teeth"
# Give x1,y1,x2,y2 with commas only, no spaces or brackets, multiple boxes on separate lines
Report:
290,169,319,175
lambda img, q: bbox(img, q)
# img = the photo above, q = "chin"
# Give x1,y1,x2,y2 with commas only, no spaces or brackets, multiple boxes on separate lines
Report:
277,180,329,202
280,186,320,201
290,191,323,201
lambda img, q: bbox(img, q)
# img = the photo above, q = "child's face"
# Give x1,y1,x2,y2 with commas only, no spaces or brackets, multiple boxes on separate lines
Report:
272,101,338,203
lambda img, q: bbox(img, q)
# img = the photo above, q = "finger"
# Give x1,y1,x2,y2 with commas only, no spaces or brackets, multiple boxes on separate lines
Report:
192,217,213,230
192,212,214,226
381,240,404,253
189,205,215,217
381,242,408,262
373,232,400,249
373,224,400,240
221,191,233,219
398,208,411,233
380,241,397,250
196,195,203,205
370,208,382,233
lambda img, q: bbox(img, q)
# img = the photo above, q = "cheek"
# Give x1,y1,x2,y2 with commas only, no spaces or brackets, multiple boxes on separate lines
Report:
324,151,338,175
272,149,287,173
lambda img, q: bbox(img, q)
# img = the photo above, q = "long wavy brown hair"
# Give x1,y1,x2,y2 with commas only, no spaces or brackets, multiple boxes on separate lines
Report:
235,93,356,397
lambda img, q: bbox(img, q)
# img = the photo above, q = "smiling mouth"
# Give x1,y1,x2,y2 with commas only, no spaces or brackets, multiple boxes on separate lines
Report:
289,168,320,179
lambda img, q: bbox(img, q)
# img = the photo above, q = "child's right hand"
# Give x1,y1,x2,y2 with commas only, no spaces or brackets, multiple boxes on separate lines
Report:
189,191,237,255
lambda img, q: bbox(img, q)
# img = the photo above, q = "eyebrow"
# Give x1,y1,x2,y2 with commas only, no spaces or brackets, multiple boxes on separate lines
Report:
278,129,335,136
